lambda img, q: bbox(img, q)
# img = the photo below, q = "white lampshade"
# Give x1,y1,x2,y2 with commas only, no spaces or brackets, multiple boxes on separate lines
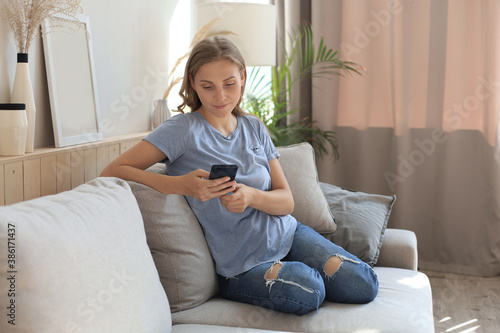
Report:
195,2,276,66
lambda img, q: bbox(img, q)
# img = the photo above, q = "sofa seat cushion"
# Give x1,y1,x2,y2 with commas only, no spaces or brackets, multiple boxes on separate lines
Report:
0,177,171,333
172,324,295,333
171,268,434,333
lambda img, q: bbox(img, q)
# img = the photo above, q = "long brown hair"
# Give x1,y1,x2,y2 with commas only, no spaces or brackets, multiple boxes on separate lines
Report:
177,36,247,116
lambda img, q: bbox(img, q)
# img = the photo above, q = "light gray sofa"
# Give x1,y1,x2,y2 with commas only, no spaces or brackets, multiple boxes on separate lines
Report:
0,143,434,333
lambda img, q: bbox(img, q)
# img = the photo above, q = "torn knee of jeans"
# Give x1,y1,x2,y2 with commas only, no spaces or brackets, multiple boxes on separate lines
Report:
264,261,283,280
323,254,361,277
264,267,322,314
324,254,361,277
323,255,342,277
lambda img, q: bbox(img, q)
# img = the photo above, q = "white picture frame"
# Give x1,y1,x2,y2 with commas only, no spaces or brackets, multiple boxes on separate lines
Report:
42,14,102,148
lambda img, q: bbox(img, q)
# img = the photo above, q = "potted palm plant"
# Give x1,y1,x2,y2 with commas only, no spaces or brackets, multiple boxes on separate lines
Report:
244,23,363,159
163,22,362,159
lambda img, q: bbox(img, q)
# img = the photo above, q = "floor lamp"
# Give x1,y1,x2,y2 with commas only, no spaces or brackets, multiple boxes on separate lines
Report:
194,2,277,67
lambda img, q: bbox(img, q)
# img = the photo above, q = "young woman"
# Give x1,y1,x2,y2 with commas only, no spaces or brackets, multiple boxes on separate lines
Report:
101,36,378,315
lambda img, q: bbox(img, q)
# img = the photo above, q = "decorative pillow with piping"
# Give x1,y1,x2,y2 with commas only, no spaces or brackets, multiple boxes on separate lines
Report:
277,142,337,233
128,166,218,313
319,182,396,266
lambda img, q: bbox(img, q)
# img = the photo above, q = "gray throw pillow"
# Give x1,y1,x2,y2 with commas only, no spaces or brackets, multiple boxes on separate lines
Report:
128,177,218,313
319,182,396,266
277,143,337,233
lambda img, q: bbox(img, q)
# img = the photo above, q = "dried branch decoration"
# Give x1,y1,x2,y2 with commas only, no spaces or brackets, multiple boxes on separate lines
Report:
0,0,83,53
162,18,236,100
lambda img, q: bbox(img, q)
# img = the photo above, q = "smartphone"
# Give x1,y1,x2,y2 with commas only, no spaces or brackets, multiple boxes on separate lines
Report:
209,164,238,181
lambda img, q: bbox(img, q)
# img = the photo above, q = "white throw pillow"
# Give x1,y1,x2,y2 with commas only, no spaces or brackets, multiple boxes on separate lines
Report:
0,177,171,333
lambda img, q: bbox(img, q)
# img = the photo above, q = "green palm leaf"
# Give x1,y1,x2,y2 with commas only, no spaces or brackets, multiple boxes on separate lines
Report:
243,22,363,159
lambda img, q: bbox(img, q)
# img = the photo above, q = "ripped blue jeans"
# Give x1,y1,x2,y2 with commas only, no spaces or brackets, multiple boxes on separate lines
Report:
218,223,379,315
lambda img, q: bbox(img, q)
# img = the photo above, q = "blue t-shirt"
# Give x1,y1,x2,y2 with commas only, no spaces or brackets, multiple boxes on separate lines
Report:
144,112,297,277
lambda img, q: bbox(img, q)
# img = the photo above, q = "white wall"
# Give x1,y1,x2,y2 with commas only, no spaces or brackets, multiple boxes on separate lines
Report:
0,0,177,148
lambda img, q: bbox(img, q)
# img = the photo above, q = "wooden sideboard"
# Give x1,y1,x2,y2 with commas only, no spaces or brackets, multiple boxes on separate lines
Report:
0,131,150,206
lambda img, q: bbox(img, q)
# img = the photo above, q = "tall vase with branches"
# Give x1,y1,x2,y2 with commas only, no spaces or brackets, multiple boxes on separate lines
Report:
0,0,83,152
245,23,363,159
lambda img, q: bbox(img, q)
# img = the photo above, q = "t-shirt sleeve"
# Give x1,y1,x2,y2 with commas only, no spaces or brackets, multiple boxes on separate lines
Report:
143,114,189,163
254,116,279,161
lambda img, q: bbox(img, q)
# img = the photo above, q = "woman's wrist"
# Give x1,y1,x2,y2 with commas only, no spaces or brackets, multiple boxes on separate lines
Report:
247,187,293,216
161,174,184,195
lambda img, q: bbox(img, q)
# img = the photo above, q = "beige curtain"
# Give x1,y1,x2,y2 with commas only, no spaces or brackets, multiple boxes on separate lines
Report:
311,0,500,276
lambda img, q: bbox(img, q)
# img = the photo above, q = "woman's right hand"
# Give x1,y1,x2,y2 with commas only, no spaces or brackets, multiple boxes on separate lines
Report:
178,169,236,202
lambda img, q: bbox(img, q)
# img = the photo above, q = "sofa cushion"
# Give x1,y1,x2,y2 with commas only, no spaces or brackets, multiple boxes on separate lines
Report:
128,179,218,313
0,177,171,333
171,268,434,333
172,324,295,333
277,143,337,233
319,182,396,266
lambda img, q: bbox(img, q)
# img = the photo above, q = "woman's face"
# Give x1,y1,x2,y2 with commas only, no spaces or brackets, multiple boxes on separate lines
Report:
190,59,245,118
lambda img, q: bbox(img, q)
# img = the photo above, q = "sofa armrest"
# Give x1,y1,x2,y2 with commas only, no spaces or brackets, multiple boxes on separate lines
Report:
375,228,418,270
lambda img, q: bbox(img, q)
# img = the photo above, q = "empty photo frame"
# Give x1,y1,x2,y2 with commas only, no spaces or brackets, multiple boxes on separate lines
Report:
42,14,102,147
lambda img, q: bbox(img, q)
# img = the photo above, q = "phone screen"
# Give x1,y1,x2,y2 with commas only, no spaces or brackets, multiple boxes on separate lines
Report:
209,164,238,181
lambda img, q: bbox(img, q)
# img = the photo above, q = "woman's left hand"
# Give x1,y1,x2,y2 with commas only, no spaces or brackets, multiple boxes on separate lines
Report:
219,183,255,213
